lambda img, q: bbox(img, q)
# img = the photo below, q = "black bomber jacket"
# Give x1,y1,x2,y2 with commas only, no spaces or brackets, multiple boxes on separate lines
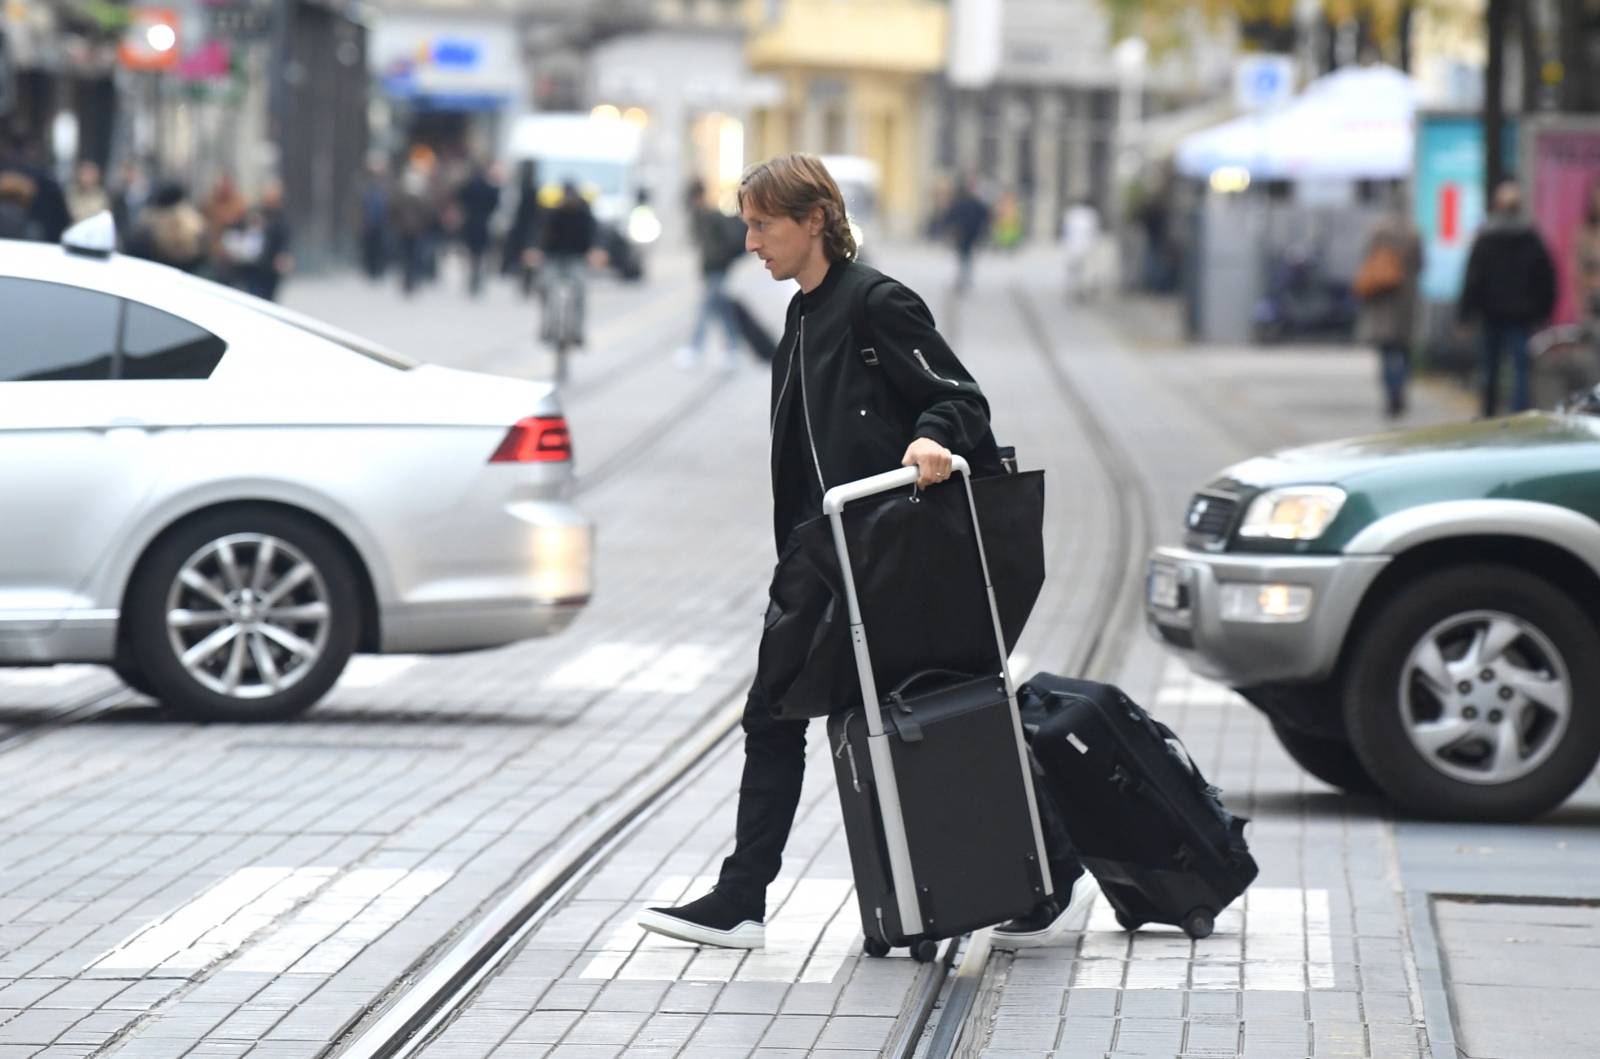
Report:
769,259,1002,547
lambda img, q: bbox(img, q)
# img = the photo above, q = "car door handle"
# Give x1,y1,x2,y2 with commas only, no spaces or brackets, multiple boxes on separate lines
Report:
99,417,151,433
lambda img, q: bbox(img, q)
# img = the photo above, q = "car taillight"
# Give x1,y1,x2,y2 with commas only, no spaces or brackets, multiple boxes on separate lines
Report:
490,416,573,463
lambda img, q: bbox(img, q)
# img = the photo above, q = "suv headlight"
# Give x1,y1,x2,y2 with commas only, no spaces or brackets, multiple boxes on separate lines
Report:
1238,486,1346,541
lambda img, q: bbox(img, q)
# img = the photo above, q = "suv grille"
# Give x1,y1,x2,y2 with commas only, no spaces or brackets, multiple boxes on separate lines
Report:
1184,491,1240,547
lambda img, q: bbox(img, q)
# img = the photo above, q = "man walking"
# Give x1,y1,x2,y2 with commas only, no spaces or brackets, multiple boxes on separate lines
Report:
675,179,744,369
636,153,1090,952
946,176,991,292
1459,181,1557,417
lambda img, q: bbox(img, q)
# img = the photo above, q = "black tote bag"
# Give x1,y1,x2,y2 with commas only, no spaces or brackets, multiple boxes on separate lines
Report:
754,470,1046,721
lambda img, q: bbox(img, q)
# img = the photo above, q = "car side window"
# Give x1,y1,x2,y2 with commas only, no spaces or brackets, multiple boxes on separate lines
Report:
0,277,120,382
119,300,227,380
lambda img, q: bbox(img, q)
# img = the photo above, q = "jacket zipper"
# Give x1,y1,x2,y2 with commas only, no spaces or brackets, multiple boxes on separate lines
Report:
912,348,959,387
796,315,827,493
769,326,802,437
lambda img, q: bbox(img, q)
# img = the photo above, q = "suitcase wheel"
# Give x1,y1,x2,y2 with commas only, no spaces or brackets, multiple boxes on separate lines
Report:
863,936,892,958
910,938,940,963
1181,908,1216,940
1114,910,1144,933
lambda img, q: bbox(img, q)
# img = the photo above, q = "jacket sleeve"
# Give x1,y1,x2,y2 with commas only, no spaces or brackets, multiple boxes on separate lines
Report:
1531,234,1558,322
866,281,994,453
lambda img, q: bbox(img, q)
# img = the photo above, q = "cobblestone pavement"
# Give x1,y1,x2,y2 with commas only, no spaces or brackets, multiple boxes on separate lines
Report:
3,244,1599,1059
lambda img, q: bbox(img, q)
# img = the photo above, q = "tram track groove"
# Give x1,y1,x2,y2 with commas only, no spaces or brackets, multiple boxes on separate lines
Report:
894,284,1159,1059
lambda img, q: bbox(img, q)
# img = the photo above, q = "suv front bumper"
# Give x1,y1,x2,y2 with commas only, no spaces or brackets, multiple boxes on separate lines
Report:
1143,545,1389,686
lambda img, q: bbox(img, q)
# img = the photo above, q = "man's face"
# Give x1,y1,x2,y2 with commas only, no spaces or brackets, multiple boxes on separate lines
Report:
741,202,818,282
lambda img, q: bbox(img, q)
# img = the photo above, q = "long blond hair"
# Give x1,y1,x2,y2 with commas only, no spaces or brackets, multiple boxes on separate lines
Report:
736,154,857,263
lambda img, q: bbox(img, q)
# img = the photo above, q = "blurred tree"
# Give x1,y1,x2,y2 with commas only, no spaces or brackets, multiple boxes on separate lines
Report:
1102,0,1429,70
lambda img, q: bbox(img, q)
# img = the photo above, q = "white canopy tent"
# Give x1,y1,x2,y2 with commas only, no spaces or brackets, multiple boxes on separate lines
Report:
1176,64,1418,182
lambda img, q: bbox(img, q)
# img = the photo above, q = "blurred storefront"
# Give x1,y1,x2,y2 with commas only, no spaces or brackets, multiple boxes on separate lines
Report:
591,26,780,235
370,11,524,163
942,0,1234,245
1,0,120,172
744,0,947,238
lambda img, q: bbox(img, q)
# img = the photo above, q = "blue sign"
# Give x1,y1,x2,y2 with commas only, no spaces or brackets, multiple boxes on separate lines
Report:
1414,114,1520,303
431,39,481,70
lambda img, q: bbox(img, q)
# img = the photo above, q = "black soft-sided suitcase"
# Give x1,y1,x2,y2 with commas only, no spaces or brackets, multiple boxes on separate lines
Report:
824,459,1054,961
1023,673,1257,939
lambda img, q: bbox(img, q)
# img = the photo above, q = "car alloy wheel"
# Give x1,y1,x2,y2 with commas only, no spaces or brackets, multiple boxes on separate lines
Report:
164,533,332,699
1342,562,1600,821
1398,610,1570,787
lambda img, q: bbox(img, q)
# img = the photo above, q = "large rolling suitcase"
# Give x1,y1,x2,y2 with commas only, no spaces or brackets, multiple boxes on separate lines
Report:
1023,673,1257,940
824,457,1054,962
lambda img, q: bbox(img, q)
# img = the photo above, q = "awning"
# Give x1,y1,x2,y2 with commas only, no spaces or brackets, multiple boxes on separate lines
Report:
1176,64,1417,182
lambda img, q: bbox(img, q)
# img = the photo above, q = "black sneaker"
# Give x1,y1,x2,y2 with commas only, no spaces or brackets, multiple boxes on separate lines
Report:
992,872,1098,950
637,890,765,949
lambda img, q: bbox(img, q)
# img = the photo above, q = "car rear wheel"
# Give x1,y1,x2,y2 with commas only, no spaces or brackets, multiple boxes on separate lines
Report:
1343,564,1600,821
125,508,359,722
1268,721,1379,795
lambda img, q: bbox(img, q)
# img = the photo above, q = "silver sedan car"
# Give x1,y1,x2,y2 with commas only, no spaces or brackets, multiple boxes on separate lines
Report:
1,217,593,721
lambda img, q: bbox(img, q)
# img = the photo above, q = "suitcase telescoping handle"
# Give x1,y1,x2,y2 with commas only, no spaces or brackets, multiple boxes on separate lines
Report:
822,457,1055,937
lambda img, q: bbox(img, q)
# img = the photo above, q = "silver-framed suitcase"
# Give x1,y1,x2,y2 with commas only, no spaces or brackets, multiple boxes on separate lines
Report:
822,456,1054,961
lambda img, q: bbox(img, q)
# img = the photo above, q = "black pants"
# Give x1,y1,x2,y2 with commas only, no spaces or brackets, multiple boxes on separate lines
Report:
713,675,1084,918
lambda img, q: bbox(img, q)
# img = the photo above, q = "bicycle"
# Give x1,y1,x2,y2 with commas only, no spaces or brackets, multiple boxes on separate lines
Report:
1529,321,1600,411
539,258,585,385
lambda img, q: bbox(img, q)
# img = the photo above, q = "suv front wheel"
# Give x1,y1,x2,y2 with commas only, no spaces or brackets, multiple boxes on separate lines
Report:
1342,563,1600,821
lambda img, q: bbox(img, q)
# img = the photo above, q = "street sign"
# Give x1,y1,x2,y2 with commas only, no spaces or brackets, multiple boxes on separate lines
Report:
119,7,180,72
1234,54,1294,111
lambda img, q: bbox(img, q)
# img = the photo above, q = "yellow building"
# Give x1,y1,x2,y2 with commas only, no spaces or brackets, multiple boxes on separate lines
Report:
742,0,948,237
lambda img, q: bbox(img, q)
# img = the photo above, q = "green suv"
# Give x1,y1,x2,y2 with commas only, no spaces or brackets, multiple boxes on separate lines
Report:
1146,413,1600,821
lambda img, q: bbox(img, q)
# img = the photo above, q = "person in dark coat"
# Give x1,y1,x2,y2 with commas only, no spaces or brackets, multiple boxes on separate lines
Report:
634,153,1090,952
946,176,991,292
1459,181,1558,417
359,160,390,281
674,178,743,369
535,182,600,345
0,136,69,242
501,163,543,298
456,162,502,297
245,180,292,301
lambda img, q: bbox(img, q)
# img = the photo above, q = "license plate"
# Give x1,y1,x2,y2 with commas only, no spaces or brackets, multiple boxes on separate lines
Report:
1148,564,1181,609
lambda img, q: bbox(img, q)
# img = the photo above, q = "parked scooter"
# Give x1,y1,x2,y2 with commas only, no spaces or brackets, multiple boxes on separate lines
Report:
1252,243,1356,344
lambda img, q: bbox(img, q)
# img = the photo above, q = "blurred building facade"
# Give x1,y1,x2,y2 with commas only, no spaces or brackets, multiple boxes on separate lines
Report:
1,0,367,267
942,0,1234,243
742,0,947,237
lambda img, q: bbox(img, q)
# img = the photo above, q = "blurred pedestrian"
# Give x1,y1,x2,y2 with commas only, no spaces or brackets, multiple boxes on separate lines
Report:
992,190,1023,251
359,159,390,281
0,169,40,240
0,136,67,241
456,161,502,297
201,174,248,279
535,181,602,347
502,163,544,298
128,182,208,272
1062,199,1102,302
635,152,1087,952
1354,200,1424,418
392,162,435,297
675,178,744,370
111,160,151,239
1575,178,1600,325
946,176,990,292
0,136,69,242
1460,181,1558,417
237,180,292,301
65,160,111,223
